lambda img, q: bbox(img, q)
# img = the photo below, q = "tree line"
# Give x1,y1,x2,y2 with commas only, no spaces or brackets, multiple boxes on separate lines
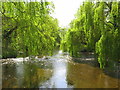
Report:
1,1,120,69
61,1,120,68
2,0,60,58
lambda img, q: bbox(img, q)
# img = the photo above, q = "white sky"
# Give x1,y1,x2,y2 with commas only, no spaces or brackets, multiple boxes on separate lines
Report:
29,0,84,27
49,0,84,27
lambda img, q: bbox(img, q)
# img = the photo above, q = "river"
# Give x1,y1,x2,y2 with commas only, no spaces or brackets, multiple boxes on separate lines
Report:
1,50,120,88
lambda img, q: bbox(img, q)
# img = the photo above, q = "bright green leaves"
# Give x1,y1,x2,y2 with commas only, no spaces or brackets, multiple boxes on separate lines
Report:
62,27,86,57
64,1,120,69
2,1,59,58
111,2,118,16
95,2,119,68
96,33,113,68
84,2,95,50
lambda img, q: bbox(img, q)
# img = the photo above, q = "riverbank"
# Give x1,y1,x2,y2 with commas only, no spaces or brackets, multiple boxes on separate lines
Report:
1,51,120,88
70,52,120,79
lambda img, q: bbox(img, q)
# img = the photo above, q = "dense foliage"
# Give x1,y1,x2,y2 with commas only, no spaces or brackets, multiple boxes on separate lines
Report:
2,1,60,58
62,1,120,68
1,1,120,68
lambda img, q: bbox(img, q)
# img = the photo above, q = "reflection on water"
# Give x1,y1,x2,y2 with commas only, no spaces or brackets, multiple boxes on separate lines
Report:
2,61,53,88
40,51,70,88
67,62,119,88
2,50,120,88
40,56,69,88
40,60,68,88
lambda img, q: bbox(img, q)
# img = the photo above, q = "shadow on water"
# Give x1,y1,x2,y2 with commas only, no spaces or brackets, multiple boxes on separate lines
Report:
2,50,120,88
72,52,120,80
67,61,119,88
103,61,120,79
2,59,53,88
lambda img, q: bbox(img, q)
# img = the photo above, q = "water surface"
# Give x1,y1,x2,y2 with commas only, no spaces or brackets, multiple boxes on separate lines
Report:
2,51,120,88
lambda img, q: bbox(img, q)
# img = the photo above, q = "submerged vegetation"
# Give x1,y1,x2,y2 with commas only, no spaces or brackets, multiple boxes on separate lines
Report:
61,1,120,68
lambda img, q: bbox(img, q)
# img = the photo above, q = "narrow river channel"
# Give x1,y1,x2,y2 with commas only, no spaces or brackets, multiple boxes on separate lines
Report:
40,50,71,88
2,51,120,88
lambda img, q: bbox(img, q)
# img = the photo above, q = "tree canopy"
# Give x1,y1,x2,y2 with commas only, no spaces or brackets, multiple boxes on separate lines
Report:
61,1,120,68
2,1,60,58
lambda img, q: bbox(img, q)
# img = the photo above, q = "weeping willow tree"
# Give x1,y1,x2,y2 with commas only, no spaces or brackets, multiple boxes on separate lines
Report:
96,2,120,68
2,1,60,58
63,1,120,68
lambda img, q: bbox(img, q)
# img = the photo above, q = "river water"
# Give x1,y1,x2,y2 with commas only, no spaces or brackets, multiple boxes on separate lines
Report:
2,51,120,88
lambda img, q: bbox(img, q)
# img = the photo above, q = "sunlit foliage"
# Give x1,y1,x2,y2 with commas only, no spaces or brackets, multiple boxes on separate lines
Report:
2,1,60,58
63,1,120,68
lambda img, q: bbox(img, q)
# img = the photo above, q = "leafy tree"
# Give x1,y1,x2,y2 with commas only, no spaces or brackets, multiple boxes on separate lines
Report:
63,1,120,68
2,1,60,58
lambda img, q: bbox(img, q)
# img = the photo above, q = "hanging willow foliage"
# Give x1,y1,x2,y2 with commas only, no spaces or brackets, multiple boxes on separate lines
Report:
62,1,120,68
2,1,60,58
